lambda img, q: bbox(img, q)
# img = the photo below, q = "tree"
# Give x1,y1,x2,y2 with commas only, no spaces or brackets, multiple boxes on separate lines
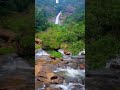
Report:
35,8,48,32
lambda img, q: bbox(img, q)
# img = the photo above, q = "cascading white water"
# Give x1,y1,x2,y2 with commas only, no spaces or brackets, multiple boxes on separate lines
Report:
55,11,61,24
35,49,49,56
56,0,59,3
51,83,85,90
58,49,64,55
36,85,45,90
79,49,85,55
54,67,85,79
35,49,50,59
58,49,72,60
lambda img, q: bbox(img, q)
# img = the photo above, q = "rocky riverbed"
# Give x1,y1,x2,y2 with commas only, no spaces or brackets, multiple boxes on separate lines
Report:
35,49,85,90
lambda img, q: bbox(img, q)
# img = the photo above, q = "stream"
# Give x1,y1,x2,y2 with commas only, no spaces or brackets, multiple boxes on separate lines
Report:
35,0,85,90
35,49,85,90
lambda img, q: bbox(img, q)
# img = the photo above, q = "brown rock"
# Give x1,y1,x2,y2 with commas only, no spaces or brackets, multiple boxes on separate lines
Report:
79,64,85,69
46,73,63,84
35,38,42,45
64,50,71,55
50,56,56,60
60,58,63,61
35,64,42,76
35,57,64,88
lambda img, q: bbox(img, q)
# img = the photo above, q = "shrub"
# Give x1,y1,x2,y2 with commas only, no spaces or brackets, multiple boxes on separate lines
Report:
50,51,62,58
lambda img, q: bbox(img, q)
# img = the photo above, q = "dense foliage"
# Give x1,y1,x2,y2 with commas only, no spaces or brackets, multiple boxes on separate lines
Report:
36,21,85,55
86,0,120,69
36,0,85,55
35,8,48,32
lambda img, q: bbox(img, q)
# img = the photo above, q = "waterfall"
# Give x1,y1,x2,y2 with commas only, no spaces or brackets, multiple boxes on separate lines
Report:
56,0,59,3
55,11,61,24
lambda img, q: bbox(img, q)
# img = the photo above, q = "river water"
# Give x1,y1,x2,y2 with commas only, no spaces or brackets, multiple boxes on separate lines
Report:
35,49,85,90
35,0,85,89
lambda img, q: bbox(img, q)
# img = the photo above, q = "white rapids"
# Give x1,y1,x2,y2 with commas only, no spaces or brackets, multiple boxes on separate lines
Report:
35,49,50,59
54,67,85,79
79,49,85,55
51,82,85,90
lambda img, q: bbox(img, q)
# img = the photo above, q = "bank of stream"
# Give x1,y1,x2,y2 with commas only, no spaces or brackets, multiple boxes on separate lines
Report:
35,49,85,90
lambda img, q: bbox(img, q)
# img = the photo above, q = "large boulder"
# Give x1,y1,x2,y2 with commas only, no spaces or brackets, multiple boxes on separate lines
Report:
35,38,42,45
64,50,71,55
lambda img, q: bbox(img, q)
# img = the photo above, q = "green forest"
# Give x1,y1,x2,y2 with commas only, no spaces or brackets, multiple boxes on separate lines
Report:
35,0,85,57
86,0,120,69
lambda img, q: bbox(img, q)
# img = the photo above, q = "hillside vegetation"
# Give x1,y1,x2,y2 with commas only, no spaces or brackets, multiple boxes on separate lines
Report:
35,0,85,55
